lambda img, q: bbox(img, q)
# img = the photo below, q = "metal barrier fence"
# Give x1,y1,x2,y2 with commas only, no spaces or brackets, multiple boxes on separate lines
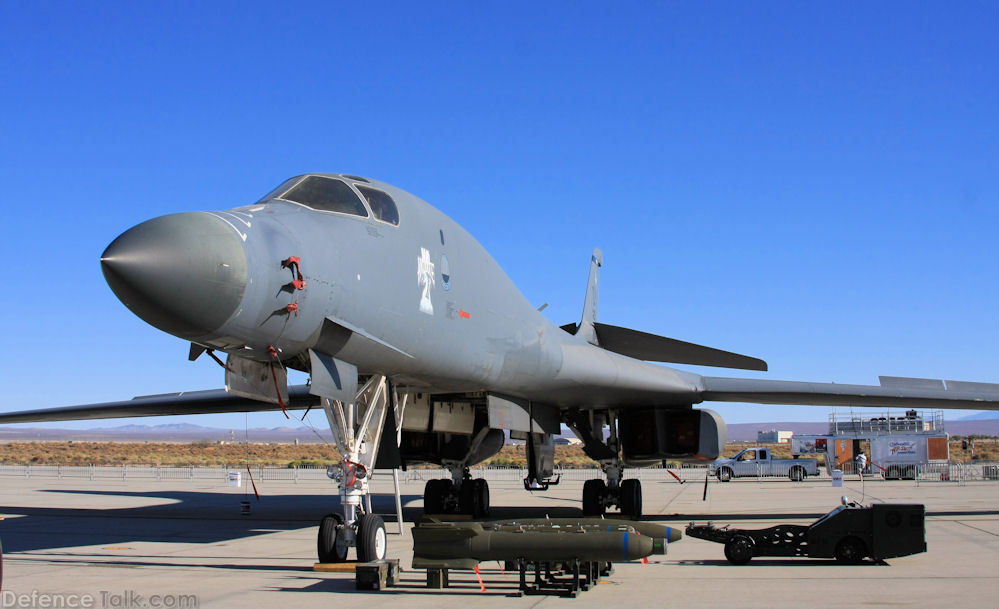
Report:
0,462,995,484
0,464,714,483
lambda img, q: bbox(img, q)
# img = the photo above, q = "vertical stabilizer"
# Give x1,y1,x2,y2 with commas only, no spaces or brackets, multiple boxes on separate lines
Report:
576,248,602,345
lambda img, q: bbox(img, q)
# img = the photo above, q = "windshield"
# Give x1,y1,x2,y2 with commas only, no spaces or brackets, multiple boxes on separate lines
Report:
357,185,399,225
257,176,302,203
277,175,368,217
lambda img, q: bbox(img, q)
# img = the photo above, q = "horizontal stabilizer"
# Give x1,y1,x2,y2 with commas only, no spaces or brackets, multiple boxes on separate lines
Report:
593,322,768,371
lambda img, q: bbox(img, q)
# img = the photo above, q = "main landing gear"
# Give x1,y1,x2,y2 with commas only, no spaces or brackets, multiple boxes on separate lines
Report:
567,409,642,518
581,467,643,518
423,468,490,518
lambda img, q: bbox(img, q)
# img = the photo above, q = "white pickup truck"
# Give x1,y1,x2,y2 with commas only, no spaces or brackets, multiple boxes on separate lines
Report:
710,447,819,482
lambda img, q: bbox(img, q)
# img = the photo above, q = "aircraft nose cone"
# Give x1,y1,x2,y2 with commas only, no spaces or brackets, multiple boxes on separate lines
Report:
101,213,248,340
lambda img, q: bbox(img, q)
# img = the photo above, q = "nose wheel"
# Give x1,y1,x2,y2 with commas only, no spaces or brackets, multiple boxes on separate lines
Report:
357,514,387,562
317,512,387,563
317,513,349,563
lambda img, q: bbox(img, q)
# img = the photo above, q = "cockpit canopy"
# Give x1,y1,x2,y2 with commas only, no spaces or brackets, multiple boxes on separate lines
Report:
260,174,399,226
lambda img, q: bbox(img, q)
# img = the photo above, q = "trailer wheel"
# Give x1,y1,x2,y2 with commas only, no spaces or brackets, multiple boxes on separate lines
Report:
789,466,806,482
834,536,866,564
724,535,754,565
717,467,733,482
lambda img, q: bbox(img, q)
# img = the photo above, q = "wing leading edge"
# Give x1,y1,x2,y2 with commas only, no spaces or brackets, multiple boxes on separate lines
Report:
0,385,318,424
698,375,999,410
4,374,999,426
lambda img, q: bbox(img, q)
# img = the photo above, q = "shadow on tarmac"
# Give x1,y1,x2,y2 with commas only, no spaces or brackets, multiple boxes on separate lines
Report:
672,558,890,567
0,488,421,552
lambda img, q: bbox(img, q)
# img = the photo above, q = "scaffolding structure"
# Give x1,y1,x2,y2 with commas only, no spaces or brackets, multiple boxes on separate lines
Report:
828,408,945,436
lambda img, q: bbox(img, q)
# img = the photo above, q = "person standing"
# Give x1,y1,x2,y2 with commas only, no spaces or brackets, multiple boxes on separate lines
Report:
855,451,867,478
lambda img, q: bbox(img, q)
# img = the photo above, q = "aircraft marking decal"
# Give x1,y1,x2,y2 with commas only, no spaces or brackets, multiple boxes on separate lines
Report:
206,212,250,242
417,247,435,315
441,254,451,291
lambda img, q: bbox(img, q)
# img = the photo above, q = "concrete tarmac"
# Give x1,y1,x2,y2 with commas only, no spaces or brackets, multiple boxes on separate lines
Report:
1,473,997,608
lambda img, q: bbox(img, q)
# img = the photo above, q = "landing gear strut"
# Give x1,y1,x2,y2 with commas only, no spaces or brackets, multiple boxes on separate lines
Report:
568,409,642,518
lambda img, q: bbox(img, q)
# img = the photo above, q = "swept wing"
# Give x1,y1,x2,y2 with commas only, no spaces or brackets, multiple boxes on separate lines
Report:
0,386,316,424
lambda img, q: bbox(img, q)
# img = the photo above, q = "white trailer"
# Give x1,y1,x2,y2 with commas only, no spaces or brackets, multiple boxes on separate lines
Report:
870,434,949,479
792,432,949,479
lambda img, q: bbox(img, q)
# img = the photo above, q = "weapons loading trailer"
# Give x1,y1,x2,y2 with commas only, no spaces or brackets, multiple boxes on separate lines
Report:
686,501,926,565
412,517,674,597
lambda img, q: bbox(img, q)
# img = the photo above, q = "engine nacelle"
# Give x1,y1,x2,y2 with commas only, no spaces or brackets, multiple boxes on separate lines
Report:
619,408,727,466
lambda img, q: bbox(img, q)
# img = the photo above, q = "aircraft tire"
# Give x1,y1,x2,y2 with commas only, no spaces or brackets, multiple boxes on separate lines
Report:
317,513,349,563
474,479,490,517
441,479,455,512
423,478,452,514
423,478,444,514
459,480,479,517
620,479,642,517
357,514,387,562
582,479,606,516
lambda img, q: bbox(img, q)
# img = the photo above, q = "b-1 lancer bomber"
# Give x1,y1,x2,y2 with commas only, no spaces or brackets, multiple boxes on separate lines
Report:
2,173,997,562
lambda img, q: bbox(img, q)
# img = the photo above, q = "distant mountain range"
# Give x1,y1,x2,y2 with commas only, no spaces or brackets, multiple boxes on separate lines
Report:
2,412,998,443
958,411,999,421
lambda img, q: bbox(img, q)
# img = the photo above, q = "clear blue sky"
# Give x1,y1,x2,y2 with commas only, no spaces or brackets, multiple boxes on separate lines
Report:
0,3,996,432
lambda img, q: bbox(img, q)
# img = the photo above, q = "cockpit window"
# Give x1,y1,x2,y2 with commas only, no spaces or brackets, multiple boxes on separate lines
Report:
356,185,400,226
257,177,302,203
277,176,368,217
